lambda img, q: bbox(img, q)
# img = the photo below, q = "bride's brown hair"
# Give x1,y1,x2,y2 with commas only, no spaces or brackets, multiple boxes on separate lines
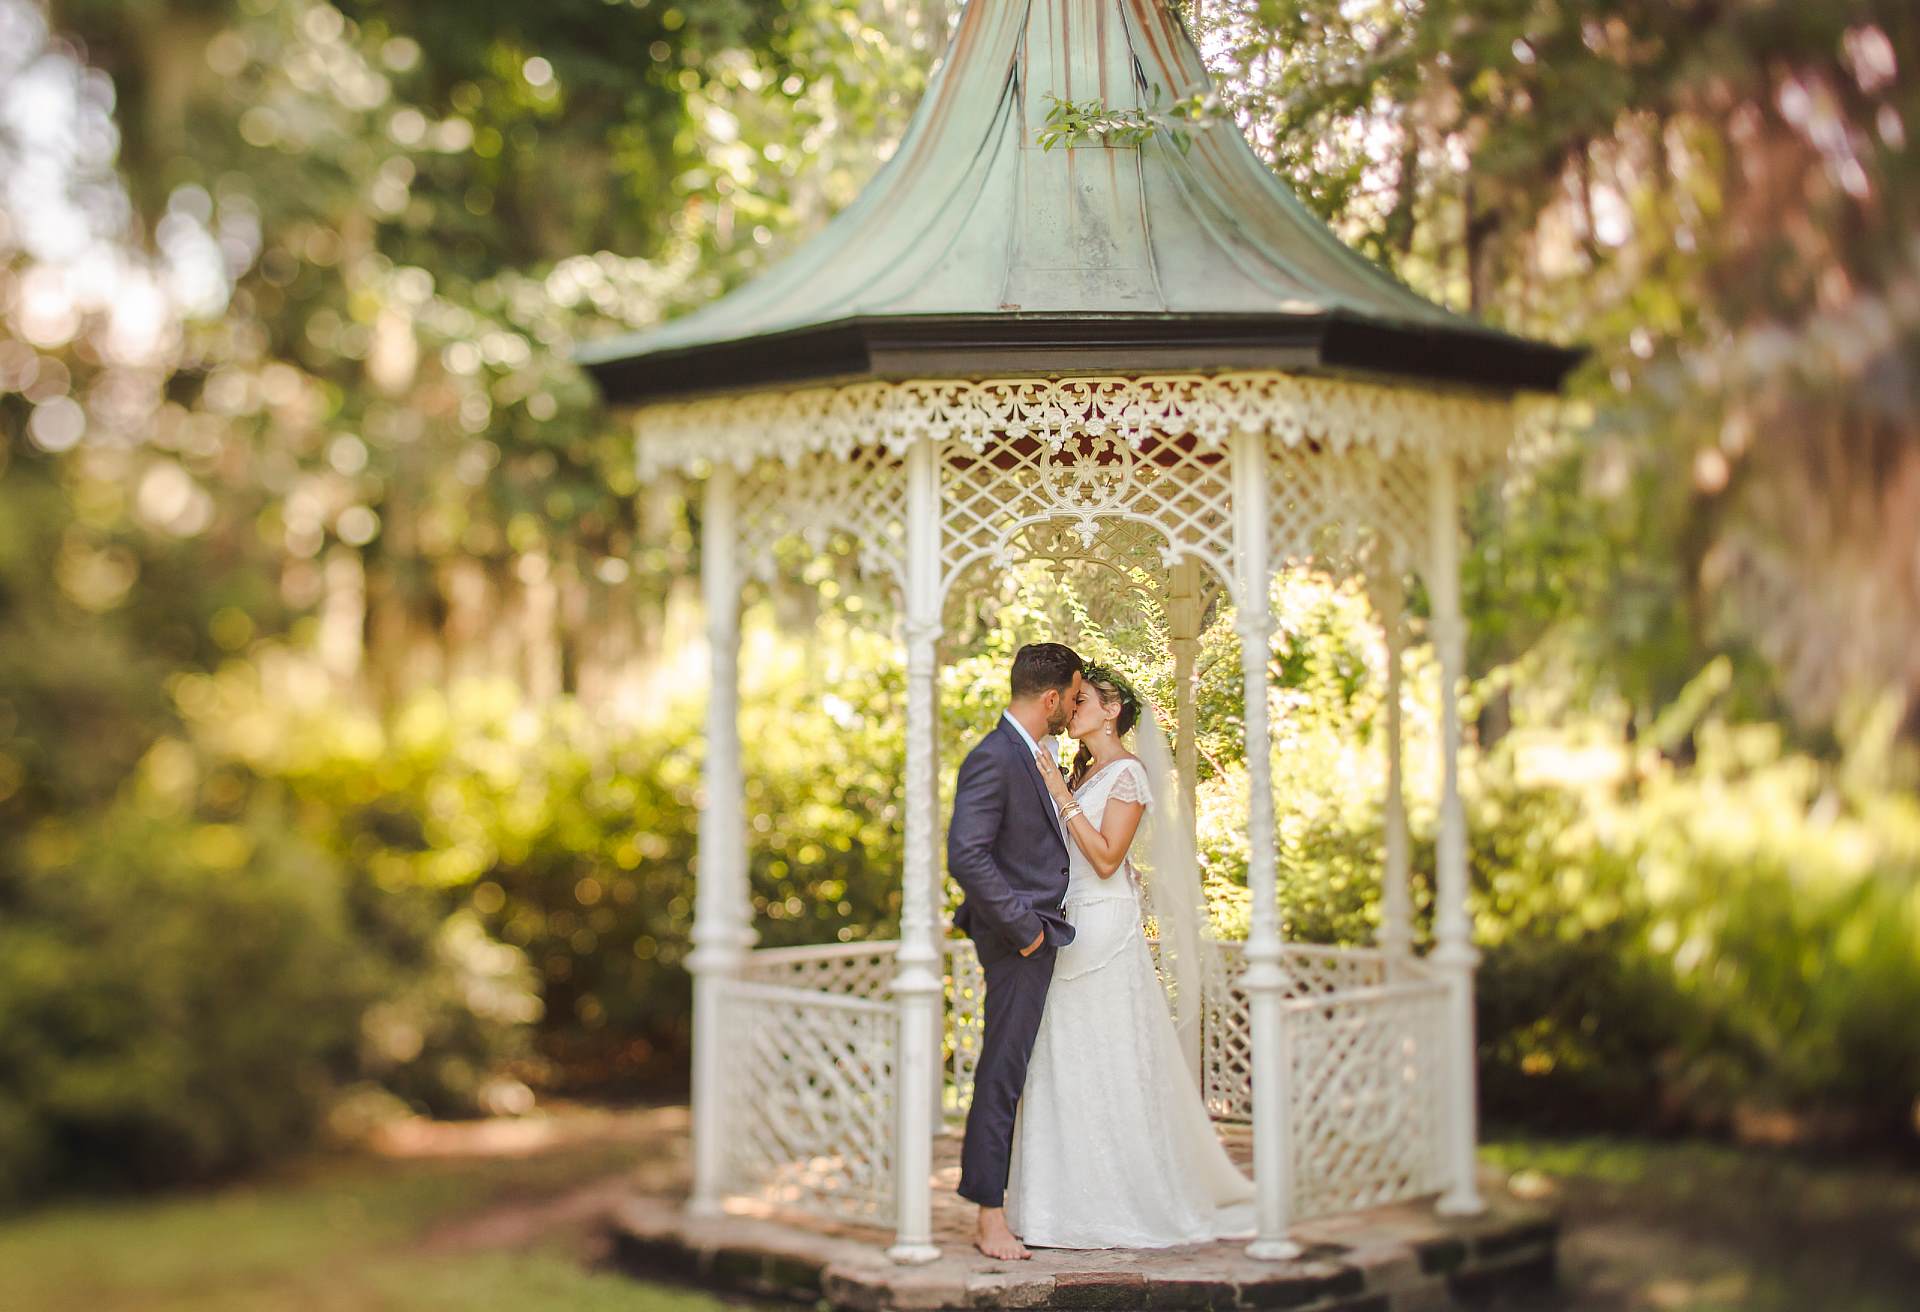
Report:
1067,664,1141,789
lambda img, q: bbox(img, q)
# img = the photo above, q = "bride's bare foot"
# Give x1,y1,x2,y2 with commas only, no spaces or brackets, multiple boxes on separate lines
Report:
974,1206,1030,1260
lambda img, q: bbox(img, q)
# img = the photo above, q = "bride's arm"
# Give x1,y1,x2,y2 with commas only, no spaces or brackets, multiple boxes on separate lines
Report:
1035,754,1146,878
1073,798,1145,878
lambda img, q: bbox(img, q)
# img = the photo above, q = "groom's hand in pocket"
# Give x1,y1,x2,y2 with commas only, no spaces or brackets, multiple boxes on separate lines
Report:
1019,928,1046,957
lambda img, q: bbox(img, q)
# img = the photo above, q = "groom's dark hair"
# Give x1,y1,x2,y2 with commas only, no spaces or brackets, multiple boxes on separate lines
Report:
1009,643,1083,700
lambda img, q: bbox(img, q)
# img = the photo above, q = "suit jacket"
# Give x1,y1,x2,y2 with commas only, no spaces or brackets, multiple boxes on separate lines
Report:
947,717,1078,954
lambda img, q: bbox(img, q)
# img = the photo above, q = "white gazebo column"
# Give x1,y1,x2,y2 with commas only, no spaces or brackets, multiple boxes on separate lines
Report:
1427,454,1486,1216
1168,557,1204,828
1373,571,1413,972
1231,428,1302,1262
888,435,943,1264
688,462,754,1217
930,631,955,1130
1166,555,1206,1080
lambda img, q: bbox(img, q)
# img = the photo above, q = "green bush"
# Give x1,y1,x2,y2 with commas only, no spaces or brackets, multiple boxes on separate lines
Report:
0,803,372,1203
1466,776,1701,1131
0,781,540,1206
1464,706,1920,1143
1597,722,1920,1141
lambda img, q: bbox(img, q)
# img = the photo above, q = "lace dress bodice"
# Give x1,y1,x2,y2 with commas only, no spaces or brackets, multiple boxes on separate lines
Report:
1061,757,1152,906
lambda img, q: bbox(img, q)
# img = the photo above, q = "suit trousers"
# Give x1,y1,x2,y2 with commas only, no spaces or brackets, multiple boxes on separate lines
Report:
957,932,1056,1209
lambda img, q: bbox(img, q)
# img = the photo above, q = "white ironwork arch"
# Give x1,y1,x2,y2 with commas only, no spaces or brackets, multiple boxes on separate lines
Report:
940,515,1230,637
1017,516,1187,590
1259,439,1444,584
937,430,1239,606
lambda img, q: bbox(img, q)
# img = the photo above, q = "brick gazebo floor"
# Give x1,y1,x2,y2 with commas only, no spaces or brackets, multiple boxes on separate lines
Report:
606,1126,1562,1310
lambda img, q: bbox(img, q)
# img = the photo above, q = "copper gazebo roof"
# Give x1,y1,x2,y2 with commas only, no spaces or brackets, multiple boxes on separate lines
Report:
577,0,1581,404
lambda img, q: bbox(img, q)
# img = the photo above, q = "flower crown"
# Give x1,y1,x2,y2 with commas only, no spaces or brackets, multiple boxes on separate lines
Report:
1080,661,1141,725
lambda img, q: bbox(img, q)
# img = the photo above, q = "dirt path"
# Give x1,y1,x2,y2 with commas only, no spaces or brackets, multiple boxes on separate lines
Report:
372,1102,693,1261
411,1172,639,1254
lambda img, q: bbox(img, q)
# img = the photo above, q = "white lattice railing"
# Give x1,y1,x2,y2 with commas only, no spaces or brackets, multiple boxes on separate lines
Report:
945,937,986,1118
1202,942,1407,1120
737,940,900,999
721,935,1446,1230
1186,942,1451,1219
717,956,899,1227
943,934,1449,1219
944,938,1419,1118
1285,978,1450,1220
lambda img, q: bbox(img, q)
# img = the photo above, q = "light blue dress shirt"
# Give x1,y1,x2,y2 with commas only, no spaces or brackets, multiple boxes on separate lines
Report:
1000,708,1056,763
1003,710,1067,840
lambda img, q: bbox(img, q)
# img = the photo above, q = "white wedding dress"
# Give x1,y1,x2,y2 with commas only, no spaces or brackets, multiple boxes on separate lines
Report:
1004,756,1256,1248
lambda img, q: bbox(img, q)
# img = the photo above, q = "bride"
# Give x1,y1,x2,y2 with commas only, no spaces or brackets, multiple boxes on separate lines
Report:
1004,663,1256,1249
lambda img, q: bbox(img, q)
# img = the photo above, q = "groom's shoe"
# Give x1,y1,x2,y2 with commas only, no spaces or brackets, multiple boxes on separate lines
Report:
974,1206,1031,1261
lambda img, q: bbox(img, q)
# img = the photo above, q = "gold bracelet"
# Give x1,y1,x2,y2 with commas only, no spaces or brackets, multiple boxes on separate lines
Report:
1058,801,1082,822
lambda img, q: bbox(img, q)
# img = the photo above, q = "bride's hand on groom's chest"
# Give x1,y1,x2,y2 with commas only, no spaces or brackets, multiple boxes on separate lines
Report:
1034,748,1075,805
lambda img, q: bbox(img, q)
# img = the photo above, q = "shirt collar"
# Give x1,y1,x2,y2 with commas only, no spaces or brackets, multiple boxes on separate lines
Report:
1001,708,1053,758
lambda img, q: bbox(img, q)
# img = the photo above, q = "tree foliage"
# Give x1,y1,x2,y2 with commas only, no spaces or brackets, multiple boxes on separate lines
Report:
1188,0,1920,744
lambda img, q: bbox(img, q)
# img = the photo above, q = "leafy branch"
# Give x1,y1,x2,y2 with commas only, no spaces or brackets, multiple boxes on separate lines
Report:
1035,85,1218,155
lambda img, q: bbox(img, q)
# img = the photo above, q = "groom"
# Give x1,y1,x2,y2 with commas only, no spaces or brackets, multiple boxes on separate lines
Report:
948,641,1084,1260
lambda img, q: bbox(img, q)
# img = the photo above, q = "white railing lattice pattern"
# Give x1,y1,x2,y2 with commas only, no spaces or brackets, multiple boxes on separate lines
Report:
1286,981,1450,1219
717,933,1448,1229
717,978,897,1227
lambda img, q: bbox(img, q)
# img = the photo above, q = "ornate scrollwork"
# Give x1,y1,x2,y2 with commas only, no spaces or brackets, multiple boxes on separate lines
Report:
667,372,1514,601
1048,432,1133,516
939,429,1238,602
734,444,909,591
634,371,1515,479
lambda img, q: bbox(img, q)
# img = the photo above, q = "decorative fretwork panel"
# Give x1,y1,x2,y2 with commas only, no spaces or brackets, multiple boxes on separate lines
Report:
1287,982,1450,1220
645,372,1511,602
1342,445,1433,576
1266,442,1437,581
939,430,1237,603
1019,517,1181,591
737,942,899,1000
633,372,1516,479
735,445,908,589
1203,944,1395,1122
717,979,897,1227
942,515,1231,639
1265,439,1354,571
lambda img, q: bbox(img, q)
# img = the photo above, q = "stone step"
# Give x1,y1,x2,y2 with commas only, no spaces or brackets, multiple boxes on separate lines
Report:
604,1186,1560,1311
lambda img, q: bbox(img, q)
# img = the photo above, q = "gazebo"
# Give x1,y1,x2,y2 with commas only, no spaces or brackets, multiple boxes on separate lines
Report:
578,0,1579,1267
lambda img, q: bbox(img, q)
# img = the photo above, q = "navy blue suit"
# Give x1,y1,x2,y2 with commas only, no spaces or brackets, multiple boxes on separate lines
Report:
949,716,1077,1208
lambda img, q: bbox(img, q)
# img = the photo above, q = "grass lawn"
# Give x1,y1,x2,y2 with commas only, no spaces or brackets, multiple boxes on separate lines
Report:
0,1106,762,1312
1484,1133,1920,1311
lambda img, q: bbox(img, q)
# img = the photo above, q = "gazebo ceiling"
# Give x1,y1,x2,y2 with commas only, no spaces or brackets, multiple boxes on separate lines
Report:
576,0,1583,405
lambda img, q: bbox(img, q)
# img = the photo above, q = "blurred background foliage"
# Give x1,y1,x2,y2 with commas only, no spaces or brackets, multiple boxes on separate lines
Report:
0,0,1916,1209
